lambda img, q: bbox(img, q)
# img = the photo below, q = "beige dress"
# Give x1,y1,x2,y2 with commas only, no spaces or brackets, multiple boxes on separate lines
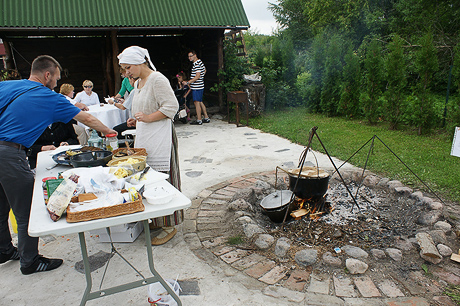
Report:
132,72,178,171
132,72,183,227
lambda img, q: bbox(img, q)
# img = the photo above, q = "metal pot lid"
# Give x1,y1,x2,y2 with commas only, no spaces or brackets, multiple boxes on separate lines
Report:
260,190,294,210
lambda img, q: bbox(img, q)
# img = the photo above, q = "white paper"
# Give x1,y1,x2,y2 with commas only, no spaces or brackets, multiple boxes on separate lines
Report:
451,127,460,157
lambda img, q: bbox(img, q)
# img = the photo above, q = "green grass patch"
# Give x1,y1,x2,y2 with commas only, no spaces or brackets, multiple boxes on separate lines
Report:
444,285,460,304
249,107,460,203
227,235,244,245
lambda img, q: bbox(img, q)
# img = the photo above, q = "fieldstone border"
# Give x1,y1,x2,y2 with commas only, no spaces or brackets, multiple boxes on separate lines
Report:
182,170,460,305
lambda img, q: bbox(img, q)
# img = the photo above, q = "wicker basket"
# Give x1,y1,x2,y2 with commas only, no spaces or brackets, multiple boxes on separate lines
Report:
66,191,144,223
107,155,147,171
112,148,147,158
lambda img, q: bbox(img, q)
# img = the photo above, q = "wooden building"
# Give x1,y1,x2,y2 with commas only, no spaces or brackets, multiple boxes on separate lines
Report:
0,0,249,108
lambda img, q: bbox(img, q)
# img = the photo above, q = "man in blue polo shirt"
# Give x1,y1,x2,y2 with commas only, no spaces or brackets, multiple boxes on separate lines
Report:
0,55,116,275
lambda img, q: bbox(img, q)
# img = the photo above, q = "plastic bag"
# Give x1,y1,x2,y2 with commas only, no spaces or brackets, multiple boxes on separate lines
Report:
46,174,79,221
148,279,181,306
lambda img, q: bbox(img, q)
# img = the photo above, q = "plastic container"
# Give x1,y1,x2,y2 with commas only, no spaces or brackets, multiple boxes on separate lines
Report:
105,133,118,151
143,186,173,205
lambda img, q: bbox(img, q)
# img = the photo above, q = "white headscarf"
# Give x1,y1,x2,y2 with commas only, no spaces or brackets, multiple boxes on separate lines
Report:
117,46,156,71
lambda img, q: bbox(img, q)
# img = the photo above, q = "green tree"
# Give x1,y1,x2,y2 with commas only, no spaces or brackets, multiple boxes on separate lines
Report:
383,34,407,129
338,47,361,118
410,32,439,135
304,32,327,112
360,39,384,124
211,39,251,95
320,34,345,115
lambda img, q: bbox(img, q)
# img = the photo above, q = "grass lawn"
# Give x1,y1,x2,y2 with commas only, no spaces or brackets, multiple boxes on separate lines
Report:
249,107,460,204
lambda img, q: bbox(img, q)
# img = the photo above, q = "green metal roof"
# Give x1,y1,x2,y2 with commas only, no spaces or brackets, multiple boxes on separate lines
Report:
0,0,249,29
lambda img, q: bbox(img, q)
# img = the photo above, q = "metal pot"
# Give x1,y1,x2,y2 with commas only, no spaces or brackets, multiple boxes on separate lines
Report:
285,167,330,199
260,190,295,223
289,174,329,199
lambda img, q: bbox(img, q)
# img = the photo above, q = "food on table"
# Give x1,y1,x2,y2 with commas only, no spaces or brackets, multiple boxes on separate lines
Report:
77,193,98,202
114,157,140,166
46,174,79,221
114,167,130,178
80,146,103,152
65,149,81,156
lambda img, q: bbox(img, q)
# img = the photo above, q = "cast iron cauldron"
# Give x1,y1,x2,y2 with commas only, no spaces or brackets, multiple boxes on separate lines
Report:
259,190,295,223
286,167,330,199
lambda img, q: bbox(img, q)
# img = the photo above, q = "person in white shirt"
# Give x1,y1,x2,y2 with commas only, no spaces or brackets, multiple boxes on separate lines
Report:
59,83,89,145
74,80,100,106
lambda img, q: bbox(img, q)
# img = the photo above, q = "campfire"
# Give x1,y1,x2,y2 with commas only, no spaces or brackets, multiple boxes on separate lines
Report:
290,195,333,221
259,165,335,224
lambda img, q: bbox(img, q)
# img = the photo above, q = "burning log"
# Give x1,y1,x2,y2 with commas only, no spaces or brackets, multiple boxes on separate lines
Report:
291,209,309,219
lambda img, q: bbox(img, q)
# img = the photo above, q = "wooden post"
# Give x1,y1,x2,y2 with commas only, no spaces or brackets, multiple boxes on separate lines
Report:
217,33,224,111
2,40,15,70
111,30,121,93
104,34,114,96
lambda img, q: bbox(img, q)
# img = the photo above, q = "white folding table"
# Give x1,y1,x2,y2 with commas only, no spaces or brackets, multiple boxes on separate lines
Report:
29,149,191,305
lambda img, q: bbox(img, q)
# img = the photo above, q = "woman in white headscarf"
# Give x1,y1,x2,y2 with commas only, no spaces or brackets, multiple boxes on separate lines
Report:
118,46,182,245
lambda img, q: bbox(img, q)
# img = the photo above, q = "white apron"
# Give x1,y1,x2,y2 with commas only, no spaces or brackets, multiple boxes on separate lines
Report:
134,119,172,172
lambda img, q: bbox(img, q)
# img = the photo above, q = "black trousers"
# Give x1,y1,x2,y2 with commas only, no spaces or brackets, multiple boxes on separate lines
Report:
0,145,38,268
113,122,135,139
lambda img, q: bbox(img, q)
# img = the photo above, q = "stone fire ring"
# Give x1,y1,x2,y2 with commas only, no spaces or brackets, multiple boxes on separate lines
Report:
182,169,459,304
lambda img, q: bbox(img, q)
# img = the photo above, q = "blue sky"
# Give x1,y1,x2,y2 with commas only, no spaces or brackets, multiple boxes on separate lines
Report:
241,0,279,35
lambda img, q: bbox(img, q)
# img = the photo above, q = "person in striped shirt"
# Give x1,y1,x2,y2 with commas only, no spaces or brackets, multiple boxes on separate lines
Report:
184,50,210,125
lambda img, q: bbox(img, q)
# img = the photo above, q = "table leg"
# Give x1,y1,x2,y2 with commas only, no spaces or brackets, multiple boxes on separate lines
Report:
77,223,182,305
143,220,182,306
79,232,92,306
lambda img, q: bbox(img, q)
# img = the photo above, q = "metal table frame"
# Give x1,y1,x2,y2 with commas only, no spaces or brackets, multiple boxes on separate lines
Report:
78,221,181,306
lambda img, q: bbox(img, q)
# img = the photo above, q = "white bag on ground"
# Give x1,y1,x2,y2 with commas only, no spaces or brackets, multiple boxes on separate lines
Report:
148,279,181,306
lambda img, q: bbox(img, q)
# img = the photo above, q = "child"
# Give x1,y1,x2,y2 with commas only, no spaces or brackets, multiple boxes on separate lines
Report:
175,71,192,121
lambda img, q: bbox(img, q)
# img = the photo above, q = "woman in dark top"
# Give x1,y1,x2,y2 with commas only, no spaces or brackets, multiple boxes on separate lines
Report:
27,122,79,169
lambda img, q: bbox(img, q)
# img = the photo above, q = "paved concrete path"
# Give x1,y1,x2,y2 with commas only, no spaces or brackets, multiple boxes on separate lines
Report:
0,119,445,305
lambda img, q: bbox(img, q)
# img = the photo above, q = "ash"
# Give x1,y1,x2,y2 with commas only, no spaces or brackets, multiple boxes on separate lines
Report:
321,182,380,226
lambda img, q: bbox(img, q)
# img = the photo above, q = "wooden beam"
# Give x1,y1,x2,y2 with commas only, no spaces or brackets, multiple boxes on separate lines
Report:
104,34,114,96
111,30,121,94
2,40,15,70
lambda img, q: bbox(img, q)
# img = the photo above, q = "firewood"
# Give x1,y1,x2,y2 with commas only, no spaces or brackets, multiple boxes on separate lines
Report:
451,253,460,263
291,208,308,218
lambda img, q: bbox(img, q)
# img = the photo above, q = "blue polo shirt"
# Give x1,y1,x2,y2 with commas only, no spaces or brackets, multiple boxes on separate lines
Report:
0,79,81,148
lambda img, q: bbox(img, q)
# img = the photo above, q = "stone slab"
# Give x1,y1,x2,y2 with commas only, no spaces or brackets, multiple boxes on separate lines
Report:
220,249,249,264
231,253,265,271
308,272,330,294
333,275,357,297
244,260,276,279
177,279,201,295
377,279,404,298
201,236,227,249
212,245,234,256
284,269,311,292
391,272,426,295
259,265,288,285
353,276,381,297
